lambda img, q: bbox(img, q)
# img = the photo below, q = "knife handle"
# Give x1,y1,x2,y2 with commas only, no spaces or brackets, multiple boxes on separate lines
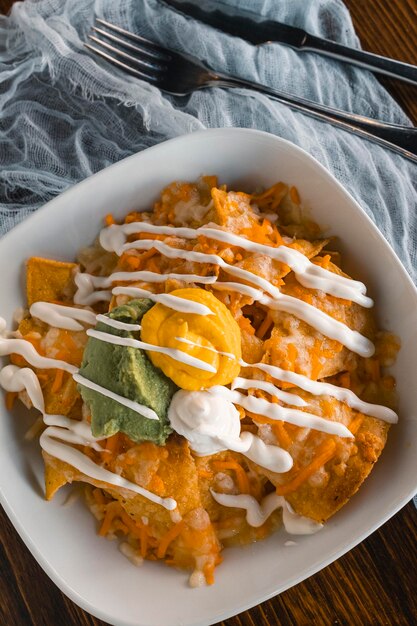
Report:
303,34,417,87
213,74,417,162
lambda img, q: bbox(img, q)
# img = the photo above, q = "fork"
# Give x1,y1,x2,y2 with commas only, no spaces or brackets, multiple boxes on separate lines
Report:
85,18,417,164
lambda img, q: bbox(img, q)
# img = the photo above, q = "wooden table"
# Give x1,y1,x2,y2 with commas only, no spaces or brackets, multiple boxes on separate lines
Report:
0,1,416,625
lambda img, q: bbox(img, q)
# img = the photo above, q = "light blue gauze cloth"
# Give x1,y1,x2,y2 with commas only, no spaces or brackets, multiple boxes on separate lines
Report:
0,0,416,508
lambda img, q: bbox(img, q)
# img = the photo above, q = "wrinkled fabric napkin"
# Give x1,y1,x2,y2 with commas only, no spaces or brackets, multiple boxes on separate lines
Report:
0,0,416,507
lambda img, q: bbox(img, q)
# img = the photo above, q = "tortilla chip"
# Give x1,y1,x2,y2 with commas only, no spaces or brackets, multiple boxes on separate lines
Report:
114,439,219,564
17,317,42,337
16,315,82,416
249,393,389,523
43,451,123,500
263,268,375,379
208,188,260,231
114,437,204,521
284,416,389,523
232,239,329,290
240,325,264,364
291,239,329,260
263,321,356,380
44,453,80,500
44,376,81,417
44,437,200,513
43,436,221,570
194,451,282,547
26,257,77,306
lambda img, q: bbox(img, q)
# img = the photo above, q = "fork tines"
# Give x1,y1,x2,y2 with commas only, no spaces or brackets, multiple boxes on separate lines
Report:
85,18,170,83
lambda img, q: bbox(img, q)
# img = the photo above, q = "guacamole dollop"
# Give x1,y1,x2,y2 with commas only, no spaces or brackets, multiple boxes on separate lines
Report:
78,299,177,446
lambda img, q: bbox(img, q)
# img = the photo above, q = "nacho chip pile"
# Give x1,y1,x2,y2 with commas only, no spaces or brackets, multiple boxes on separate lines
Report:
7,177,398,586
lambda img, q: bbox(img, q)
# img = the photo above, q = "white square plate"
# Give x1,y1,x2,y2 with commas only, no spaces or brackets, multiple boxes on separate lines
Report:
1,129,416,626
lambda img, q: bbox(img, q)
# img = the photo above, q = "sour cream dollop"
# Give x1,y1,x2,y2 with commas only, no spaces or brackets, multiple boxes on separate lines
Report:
168,389,293,473
168,389,240,456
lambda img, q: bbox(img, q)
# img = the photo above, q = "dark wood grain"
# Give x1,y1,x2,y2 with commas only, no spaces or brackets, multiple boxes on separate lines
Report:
1,0,417,625
347,0,417,124
1,501,417,626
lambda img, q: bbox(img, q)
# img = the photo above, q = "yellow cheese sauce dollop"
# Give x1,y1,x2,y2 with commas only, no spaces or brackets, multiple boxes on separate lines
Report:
140,288,241,390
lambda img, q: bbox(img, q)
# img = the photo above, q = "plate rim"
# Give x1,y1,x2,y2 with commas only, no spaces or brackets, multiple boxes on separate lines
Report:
1,127,417,626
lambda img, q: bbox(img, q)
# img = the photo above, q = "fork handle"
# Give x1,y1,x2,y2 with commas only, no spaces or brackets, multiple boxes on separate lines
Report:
211,74,417,163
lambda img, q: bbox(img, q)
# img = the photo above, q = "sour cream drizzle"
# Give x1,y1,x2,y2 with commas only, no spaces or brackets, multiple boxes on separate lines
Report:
0,364,176,510
200,228,371,306
212,281,374,358
73,373,160,421
39,432,175,510
95,314,141,332
92,235,374,357
80,270,218,287
208,386,353,438
210,490,323,533
222,431,293,472
86,329,217,373
240,360,398,424
174,336,236,360
29,302,97,331
231,377,307,408
42,413,105,450
74,270,216,312
99,222,371,307
111,286,213,316
0,364,45,412
29,303,142,333
0,336,78,374
74,272,112,305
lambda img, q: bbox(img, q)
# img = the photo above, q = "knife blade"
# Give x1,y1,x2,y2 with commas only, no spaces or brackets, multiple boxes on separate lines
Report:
162,0,417,87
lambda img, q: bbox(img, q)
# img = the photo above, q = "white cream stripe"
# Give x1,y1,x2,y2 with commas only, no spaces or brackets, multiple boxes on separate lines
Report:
99,221,371,306
39,429,177,510
104,239,373,357
241,360,398,424
208,386,354,438
95,314,141,332
73,372,159,421
231,377,307,407
214,281,374,358
0,337,78,374
30,302,97,331
111,286,213,316
86,328,217,373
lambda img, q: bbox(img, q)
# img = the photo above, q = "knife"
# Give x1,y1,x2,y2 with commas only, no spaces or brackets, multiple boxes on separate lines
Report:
162,0,417,87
